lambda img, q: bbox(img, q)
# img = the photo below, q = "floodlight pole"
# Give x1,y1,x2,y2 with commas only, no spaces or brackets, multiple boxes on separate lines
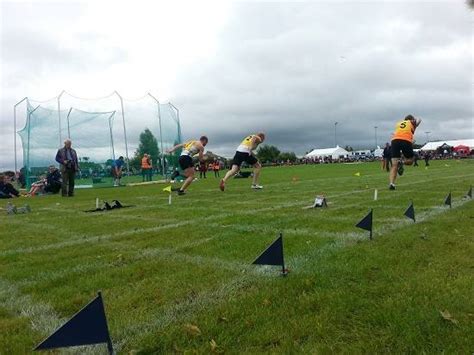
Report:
148,93,166,178
114,91,130,174
13,97,28,173
334,122,338,147
425,131,431,144
58,90,65,148
374,126,378,148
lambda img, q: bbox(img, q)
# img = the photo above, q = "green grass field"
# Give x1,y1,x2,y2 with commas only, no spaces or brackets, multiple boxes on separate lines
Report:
1,160,473,354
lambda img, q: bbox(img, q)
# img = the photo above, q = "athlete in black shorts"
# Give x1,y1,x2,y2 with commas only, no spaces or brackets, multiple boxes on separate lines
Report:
167,136,208,195
220,133,265,191
389,115,421,190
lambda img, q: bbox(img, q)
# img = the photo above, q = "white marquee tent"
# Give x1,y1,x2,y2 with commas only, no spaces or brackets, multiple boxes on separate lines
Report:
419,139,474,151
305,146,350,159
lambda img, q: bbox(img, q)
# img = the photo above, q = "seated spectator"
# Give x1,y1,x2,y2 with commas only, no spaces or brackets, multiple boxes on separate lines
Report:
0,174,20,198
44,165,62,194
28,175,47,196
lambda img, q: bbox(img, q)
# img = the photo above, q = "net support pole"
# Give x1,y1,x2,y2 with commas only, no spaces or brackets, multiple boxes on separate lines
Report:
26,104,40,189
57,90,65,148
13,97,28,173
169,102,182,143
114,91,130,174
108,111,116,161
148,93,165,178
65,107,73,139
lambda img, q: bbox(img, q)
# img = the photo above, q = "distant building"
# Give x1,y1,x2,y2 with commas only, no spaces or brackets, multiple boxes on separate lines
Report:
305,146,350,159
419,139,474,151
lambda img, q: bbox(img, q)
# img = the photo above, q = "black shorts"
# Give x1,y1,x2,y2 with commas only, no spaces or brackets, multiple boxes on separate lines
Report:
178,155,194,170
391,139,414,159
232,151,258,167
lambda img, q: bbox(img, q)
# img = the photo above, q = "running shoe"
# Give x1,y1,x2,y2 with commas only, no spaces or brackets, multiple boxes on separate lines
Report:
397,161,404,176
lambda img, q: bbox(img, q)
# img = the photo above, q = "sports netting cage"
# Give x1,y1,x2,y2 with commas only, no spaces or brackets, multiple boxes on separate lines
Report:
14,92,182,188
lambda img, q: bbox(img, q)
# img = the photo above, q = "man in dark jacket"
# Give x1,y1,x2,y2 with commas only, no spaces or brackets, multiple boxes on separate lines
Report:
55,139,79,197
44,166,62,194
382,143,391,172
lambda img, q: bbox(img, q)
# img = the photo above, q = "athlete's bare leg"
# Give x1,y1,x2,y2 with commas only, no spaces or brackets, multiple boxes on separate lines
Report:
222,165,240,183
252,162,262,185
389,158,399,186
180,167,195,191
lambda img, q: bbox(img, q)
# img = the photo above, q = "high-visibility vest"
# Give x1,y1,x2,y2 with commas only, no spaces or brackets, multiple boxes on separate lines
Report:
392,120,415,142
141,156,151,169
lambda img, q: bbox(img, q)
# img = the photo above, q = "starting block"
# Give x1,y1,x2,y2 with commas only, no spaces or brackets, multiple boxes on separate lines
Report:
303,195,328,209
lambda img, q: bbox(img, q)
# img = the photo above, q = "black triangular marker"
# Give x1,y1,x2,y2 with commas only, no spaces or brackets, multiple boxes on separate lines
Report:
467,186,472,199
356,209,373,239
112,200,123,208
404,202,415,222
253,233,287,275
444,192,452,208
34,292,113,354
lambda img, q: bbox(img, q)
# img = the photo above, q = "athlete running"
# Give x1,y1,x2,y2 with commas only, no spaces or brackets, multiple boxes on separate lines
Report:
389,115,421,190
220,133,265,191
167,136,208,195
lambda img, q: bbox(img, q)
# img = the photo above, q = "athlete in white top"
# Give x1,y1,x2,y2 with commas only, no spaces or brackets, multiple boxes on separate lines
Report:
167,136,208,195
220,132,265,191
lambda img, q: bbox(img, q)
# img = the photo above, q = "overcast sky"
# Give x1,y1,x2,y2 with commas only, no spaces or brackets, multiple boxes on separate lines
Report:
1,0,472,170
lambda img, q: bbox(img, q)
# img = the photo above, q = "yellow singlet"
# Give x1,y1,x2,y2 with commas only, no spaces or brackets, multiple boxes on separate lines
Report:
236,135,257,153
181,140,199,156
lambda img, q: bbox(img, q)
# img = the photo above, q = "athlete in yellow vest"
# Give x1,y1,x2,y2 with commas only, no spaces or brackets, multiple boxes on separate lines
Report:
166,136,208,195
389,114,421,190
220,132,265,191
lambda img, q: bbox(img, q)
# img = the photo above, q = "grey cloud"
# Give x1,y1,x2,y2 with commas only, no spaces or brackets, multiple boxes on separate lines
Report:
171,2,472,156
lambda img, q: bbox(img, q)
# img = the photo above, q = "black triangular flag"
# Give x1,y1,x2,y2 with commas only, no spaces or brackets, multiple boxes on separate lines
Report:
356,209,373,239
252,233,287,275
35,292,113,354
404,202,415,222
111,200,123,209
444,192,452,208
467,186,472,199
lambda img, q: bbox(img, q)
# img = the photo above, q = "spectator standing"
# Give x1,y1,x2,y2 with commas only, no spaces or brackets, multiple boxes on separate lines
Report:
213,161,220,177
382,143,392,172
424,152,431,166
112,156,125,186
55,139,79,197
141,154,152,182
199,160,207,179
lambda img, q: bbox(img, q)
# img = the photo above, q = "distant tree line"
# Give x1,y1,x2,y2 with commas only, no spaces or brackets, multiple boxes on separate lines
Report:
256,145,297,163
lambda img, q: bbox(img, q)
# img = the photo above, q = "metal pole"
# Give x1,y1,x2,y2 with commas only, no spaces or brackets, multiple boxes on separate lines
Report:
66,107,73,139
26,105,40,189
169,102,182,143
58,90,65,148
13,97,28,173
114,91,130,174
334,122,338,147
108,112,116,161
148,94,165,177
374,126,378,148
425,131,431,144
